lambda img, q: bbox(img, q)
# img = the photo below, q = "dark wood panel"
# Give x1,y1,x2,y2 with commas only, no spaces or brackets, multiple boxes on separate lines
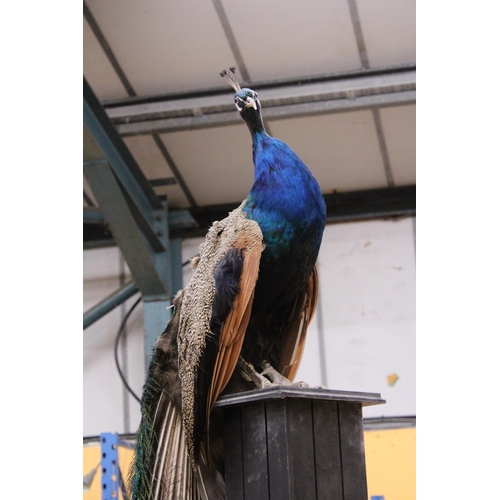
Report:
224,407,245,499
217,387,382,500
338,403,368,500
241,402,269,500
287,399,317,500
312,400,343,500
265,400,293,500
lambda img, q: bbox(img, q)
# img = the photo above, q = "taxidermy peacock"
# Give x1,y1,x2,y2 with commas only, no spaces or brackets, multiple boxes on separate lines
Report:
129,68,327,500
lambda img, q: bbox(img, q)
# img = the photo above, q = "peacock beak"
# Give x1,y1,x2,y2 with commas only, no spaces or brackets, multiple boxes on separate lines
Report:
245,97,257,110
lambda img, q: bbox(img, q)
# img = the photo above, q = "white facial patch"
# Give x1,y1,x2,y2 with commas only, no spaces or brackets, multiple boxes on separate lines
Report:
245,97,257,110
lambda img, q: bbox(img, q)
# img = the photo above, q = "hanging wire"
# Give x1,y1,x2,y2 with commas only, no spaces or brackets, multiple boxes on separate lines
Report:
114,296,143,404
113,256,197,404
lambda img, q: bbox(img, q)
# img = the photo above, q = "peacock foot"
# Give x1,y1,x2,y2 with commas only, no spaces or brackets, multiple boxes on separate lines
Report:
237,357,273,389
259,361,294,386
237,358,318,389
259,361,324,389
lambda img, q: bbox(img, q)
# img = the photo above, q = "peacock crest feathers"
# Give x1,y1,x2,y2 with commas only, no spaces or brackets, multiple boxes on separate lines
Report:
219,67,240,91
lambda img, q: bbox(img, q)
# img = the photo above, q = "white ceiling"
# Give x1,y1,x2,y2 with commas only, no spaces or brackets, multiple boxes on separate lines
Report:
83,0,416,210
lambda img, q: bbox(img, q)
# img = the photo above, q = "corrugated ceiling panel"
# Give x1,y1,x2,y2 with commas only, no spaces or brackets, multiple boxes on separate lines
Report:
83,18,128,102
379,105,416,186
159,125,255,206
221,0,362,82
123,135,173,180
356,0,416,67
269,110,388,192
123,135,190,208
85,0,236,96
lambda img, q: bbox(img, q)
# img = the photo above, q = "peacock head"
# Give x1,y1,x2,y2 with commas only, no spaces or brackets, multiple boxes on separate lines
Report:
234,88,259,113
220,67,260,113
221,68,264,132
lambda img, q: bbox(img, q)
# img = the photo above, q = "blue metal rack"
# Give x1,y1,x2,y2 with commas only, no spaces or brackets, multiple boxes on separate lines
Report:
100,433,120,500
99,433,135,500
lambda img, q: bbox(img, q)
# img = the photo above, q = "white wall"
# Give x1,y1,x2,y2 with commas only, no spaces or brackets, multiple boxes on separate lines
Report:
296,217,416,418
83,217,415,436
83,247,144,437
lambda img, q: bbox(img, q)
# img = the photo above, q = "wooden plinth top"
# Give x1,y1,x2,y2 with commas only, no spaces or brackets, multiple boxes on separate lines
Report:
215,386,385,409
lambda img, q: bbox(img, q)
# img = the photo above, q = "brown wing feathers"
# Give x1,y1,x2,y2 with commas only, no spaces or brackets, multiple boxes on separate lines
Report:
207,241,262,413
178,204,318,472
177,205,264,465
278,265,319,381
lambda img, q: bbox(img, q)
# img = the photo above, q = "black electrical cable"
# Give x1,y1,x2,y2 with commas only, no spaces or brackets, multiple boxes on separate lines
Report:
114,296,143,404
113,257,196,404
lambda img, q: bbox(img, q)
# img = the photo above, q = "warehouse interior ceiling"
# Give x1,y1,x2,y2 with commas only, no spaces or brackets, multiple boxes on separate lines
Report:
83,0,415,240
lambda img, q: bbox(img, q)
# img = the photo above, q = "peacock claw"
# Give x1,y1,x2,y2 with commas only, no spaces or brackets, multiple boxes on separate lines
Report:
259,361,294,386
260,361,318,388
293,381,310,388
238,358,315,389
238,357,273,389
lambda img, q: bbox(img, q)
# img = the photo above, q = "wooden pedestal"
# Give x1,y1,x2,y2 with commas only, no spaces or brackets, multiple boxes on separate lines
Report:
215,386,385,500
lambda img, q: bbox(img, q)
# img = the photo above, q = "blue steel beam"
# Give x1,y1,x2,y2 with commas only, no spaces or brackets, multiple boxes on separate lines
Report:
84,80,167,255
84,161,173,367
84,207,198,232
169,237,183,297
83,78,173,300
83,207,105,224
84,79,181,367
83,81,173,369
83,77,162,215
83,160,171,299
83,281,139,330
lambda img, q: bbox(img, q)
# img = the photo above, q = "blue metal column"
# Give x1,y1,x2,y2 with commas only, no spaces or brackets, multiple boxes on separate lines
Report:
141,236,183,370
169,237,183,298
100,433,120,500
142,299,172,370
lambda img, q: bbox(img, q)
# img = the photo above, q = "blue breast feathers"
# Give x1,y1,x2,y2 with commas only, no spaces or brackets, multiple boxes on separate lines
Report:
242,134,326,257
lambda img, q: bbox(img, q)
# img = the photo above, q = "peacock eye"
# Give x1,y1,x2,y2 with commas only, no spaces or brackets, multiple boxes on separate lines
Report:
234,98,244,111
